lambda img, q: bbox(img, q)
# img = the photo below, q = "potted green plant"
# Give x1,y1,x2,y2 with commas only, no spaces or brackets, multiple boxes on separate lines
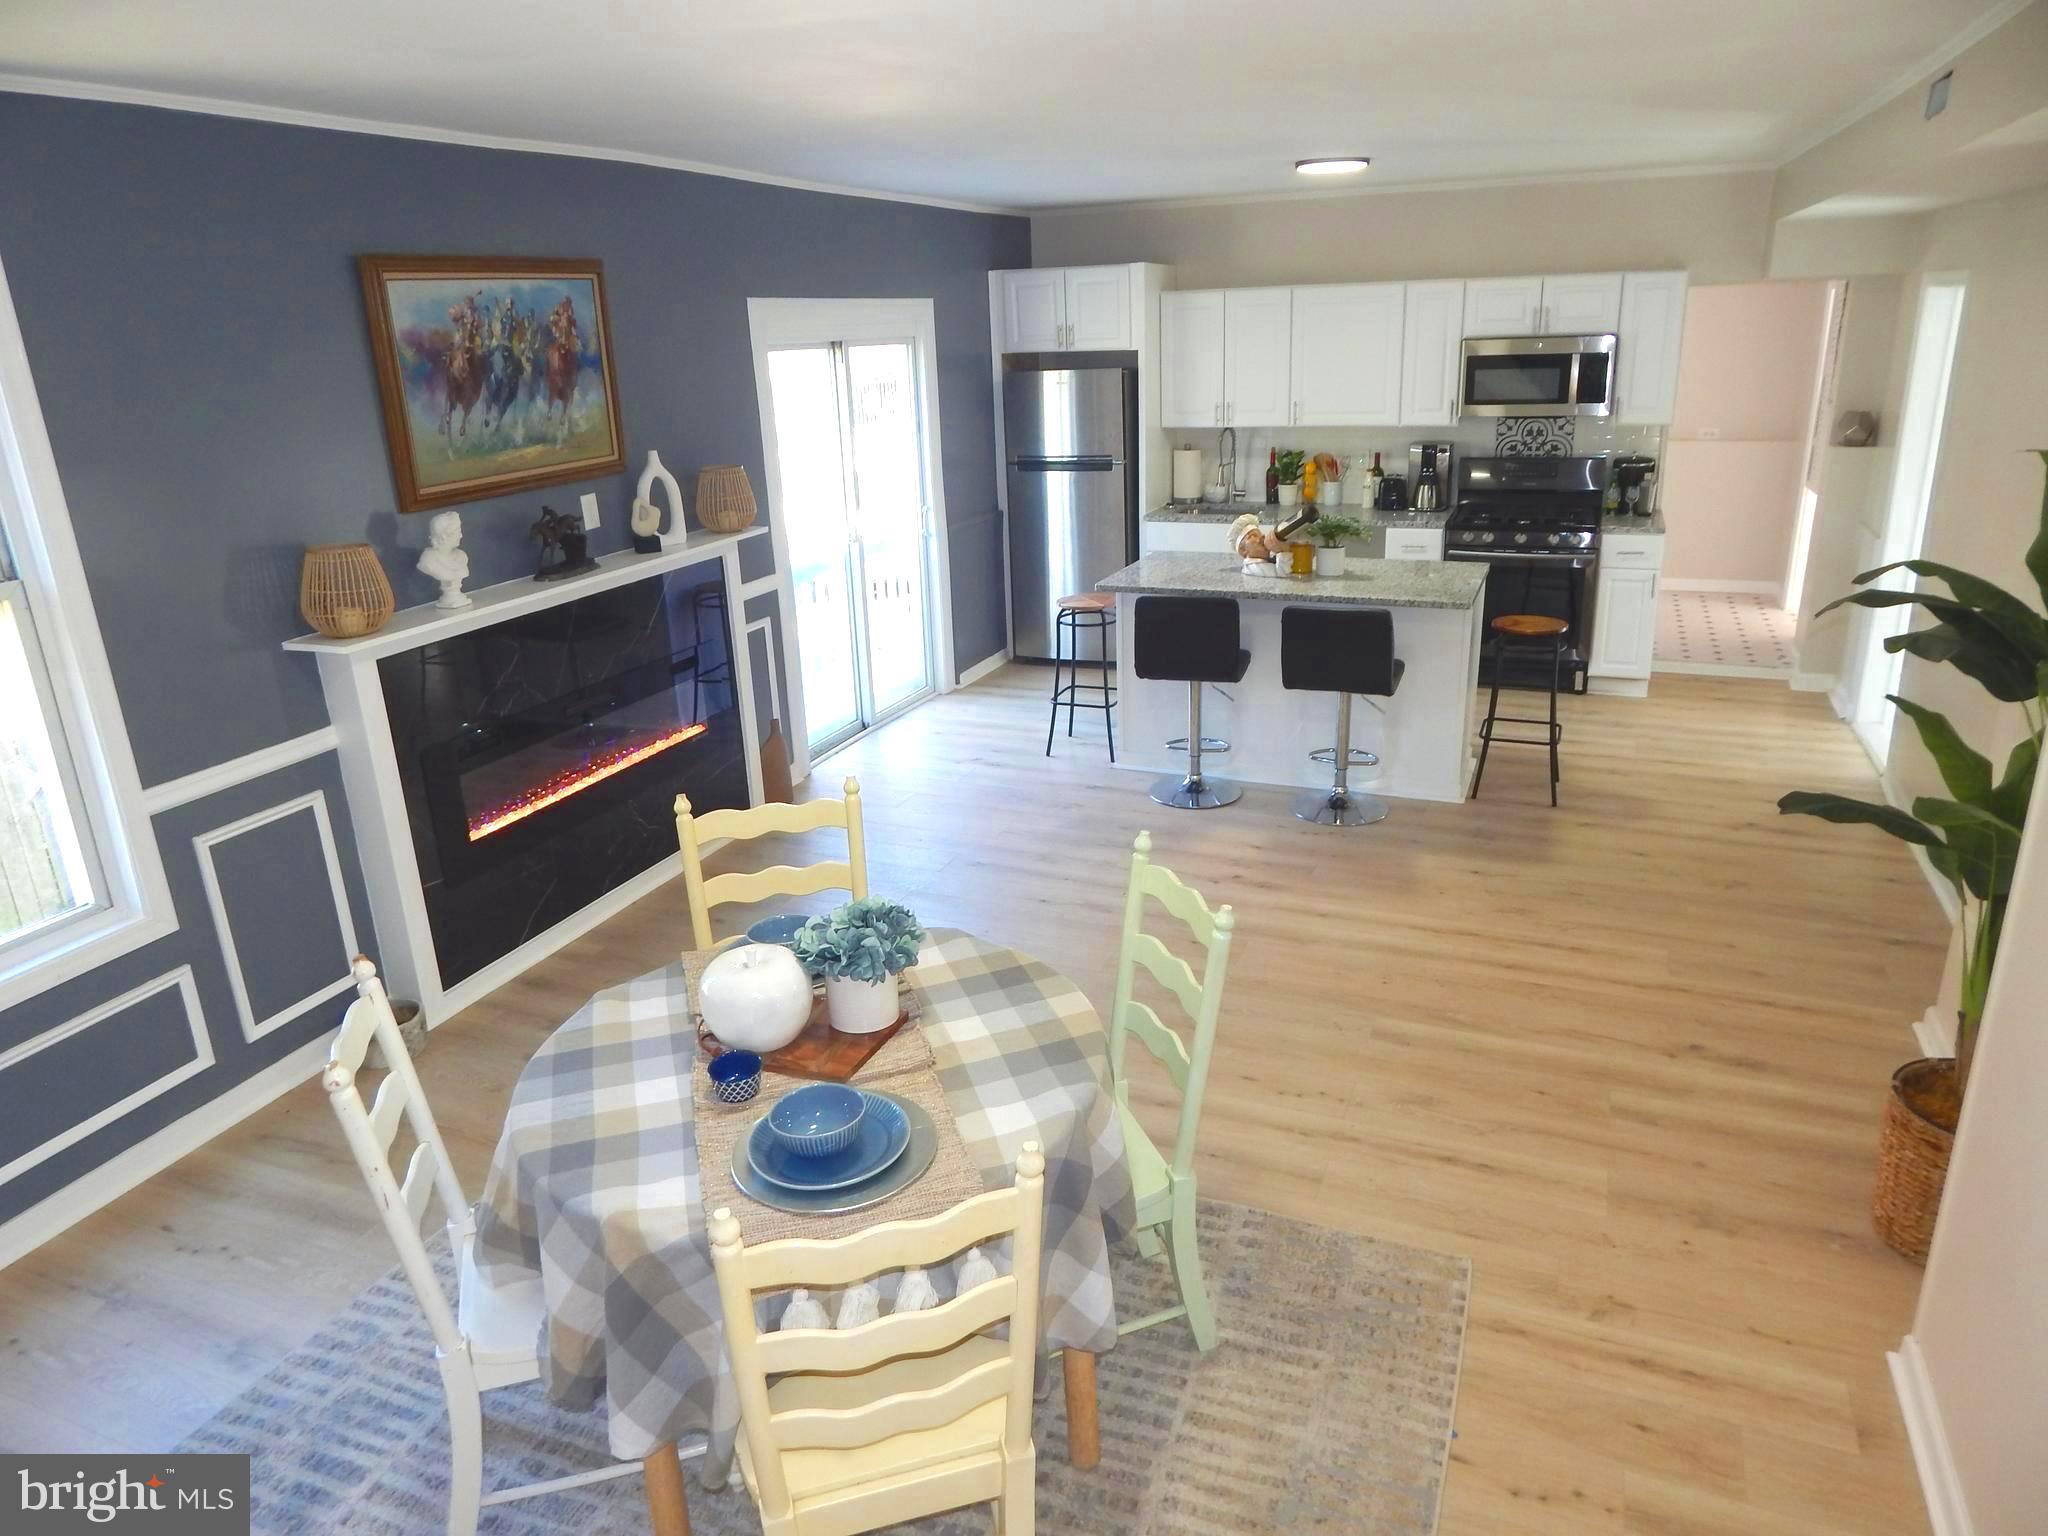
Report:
792,897,927,1035
1310,514,1363,575
1274,450,1305,507
1777,449,2047,1261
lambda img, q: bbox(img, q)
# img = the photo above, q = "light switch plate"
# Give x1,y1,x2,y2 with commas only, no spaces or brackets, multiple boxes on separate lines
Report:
579,491,600,529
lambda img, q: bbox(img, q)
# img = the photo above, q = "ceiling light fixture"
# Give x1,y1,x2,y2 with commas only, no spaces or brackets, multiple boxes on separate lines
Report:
1295,157,1371,176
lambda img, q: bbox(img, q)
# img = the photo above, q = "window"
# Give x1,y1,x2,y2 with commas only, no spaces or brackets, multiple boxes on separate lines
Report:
0,252,172,1006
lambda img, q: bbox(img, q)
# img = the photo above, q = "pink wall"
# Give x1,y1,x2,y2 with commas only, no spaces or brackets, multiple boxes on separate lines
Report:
1659,282,1833,593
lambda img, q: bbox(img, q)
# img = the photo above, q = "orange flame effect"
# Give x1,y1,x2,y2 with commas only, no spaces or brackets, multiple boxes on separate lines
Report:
466,722,709,842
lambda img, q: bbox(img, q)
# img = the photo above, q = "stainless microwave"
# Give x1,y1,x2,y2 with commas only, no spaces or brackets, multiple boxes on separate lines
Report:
1460,333,1616,418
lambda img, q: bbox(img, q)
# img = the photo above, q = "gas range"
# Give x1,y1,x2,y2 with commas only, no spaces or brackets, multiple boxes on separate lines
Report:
1443,455,1604,563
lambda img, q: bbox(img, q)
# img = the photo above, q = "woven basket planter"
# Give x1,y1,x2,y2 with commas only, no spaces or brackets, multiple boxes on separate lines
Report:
1872,1058,1957,1264
300,543,395,638
695,465,758,532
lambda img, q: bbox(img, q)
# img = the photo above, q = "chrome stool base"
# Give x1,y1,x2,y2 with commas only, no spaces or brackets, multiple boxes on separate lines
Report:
1151,774,1243,810
1294,788,1389,827
1165,735,1231,754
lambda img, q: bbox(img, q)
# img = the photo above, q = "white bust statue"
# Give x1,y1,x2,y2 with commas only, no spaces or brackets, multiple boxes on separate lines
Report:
417,509,471,609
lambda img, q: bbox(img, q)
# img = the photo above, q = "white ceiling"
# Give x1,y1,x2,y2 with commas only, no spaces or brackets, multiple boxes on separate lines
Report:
0,0,2020,210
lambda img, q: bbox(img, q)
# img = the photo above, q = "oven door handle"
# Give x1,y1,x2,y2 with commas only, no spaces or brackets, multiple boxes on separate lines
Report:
1446,550,1596,569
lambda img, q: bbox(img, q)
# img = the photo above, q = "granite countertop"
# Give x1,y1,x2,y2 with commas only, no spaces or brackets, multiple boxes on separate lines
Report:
1146,502,1451,531
1602,510,1666,535
1098,553,1486,610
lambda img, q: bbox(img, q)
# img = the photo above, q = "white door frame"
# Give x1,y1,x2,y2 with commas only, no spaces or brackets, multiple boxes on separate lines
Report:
746,297,955,785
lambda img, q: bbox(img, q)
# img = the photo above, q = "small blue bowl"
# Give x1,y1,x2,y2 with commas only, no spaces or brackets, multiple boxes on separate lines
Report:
767,1083,865,1157
747,913,810,948
708,1051,762,1105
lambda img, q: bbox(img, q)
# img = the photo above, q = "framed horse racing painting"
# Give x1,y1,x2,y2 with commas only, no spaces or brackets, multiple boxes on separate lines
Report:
358,255,626,513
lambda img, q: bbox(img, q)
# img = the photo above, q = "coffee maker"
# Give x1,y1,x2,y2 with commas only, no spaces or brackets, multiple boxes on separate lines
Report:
1613,455,1657,518
1408,442,1452,512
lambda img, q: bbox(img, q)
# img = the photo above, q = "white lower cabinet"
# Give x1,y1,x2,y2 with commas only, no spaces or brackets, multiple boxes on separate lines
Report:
1589,534,1664,688
1383,528,1445,561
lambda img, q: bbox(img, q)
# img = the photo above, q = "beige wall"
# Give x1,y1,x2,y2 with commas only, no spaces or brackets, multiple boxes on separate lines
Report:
1030,170,1775,287
1659,282,1831,590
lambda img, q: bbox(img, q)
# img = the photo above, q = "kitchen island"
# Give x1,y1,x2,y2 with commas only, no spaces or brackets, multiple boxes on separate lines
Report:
1097,552,1488,803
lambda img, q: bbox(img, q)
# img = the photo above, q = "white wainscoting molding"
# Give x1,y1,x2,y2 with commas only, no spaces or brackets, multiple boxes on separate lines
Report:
1889,1336,1974,1536
141,726,340,815
0,966,212,1188
0,1027,331,1272
194,791,359,1042
957,648,1013,688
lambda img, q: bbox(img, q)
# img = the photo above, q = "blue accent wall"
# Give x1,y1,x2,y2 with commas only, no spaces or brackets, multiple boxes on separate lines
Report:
0,90,1028,1235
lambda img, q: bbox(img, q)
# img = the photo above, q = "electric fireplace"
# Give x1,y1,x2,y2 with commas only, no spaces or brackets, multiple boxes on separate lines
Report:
378,564,748,988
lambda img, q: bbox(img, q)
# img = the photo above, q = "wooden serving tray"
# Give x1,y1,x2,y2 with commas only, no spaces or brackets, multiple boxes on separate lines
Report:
698,990,909,1082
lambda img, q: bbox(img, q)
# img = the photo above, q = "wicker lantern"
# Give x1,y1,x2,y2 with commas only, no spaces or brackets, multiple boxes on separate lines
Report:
299,543,396,639
695,466,758,533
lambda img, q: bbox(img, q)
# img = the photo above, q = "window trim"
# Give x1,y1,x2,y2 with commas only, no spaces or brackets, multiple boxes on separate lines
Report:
0,251,176,1010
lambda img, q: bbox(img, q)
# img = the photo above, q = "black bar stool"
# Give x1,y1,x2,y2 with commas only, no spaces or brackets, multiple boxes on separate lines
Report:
1134,595,1250,810
1045,593,1116,761
1281,606,1404,827
1472,614,1567,806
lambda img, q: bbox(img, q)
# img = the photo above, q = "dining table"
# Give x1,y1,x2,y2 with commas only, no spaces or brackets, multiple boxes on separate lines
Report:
472,927,1137,1534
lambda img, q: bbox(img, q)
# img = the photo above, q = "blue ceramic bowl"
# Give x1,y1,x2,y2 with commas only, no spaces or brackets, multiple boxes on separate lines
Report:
767,1083,866,1157
746,913,810,948
707,1051,762,1105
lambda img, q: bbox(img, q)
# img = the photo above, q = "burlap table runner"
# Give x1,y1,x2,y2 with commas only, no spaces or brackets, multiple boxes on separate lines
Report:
685,947,990,1243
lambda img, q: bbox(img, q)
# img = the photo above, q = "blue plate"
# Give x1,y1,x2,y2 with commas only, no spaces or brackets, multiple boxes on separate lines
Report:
747,913,810,948
747,1093,911,1192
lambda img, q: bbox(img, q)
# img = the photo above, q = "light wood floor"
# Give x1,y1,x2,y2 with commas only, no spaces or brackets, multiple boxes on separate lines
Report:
0,667,1943,1535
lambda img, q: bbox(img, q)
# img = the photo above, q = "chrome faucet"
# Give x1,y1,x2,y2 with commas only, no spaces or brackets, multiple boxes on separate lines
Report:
1217,425,1236,498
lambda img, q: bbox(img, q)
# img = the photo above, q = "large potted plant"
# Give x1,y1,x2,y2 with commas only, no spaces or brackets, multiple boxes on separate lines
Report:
1778,450,2047,1261
792,898,926,1035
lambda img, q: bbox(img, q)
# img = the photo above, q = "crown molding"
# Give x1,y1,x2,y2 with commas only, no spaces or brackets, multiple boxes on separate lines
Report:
1771,0,2035,168
1030,160,1777,219
0,73,1024,218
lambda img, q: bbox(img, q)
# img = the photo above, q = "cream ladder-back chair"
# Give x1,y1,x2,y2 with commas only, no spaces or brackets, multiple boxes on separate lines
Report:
676,776,869,950
323,958,647,1536
1107,830,1236,1351
708,1144,1047,1536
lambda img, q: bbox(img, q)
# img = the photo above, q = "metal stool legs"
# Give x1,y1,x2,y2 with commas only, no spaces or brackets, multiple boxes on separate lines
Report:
1045,607,1115,761
1294,691,1389,826
1151,681,1242,809
1471,635,1564,806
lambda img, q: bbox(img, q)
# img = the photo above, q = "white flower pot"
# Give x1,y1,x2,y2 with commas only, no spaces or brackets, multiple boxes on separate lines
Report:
825,972,901,1035
697,944,812,1053
1315,547,1348,576
1276,484,1300,506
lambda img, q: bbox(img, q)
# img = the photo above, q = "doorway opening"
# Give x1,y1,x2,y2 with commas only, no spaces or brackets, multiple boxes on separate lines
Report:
1848,276,1966,768
749,301,953,779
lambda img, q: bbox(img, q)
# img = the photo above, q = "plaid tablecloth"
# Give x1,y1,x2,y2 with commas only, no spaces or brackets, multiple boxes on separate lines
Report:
472,928,1135,1474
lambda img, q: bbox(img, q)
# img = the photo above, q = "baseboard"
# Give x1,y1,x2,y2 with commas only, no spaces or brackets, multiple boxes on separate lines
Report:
1790,670,1836,693
1660,578,1784,597
1881,770,1962,923
956,648,1011,687
1912,1008,1957,1058
1652,660,1794,680
1586,676,1650,698
1888,1336,1974,1536
0,1030,335,1271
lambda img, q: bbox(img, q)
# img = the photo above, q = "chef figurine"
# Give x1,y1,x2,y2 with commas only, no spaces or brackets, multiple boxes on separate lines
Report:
417,509,471,609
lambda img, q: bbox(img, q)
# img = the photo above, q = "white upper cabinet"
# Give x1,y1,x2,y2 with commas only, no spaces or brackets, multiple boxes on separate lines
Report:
1615,270,1689,425
1002,270,1066,352
998,266,1135,352
1462,276,1545,337
1064,266,1134,349
1540,272,1624,334
1399,280,1464,426
1223,288,1294,427
1289,284,1403,426
1160,290,1227,427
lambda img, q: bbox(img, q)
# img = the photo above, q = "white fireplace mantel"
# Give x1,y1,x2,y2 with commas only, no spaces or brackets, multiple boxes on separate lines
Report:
284,530,771,1023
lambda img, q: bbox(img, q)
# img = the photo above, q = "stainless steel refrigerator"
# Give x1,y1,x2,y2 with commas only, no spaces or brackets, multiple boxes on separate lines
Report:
1004,367,1138,661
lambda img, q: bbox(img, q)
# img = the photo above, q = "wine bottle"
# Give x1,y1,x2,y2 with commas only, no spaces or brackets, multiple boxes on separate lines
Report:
1264,449,1278,506
1368,451,1384,507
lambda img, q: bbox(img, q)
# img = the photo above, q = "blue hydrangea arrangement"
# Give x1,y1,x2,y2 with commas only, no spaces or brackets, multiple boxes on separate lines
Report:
791,898,926,984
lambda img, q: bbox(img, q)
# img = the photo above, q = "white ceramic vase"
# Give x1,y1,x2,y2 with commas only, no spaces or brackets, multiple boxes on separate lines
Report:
1315,547,1348,576
697,944,811,1053
1276,483,1300,506
825,972,901,1035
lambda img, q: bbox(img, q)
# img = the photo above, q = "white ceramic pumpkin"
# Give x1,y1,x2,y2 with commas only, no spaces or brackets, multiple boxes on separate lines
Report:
698,944,812,1053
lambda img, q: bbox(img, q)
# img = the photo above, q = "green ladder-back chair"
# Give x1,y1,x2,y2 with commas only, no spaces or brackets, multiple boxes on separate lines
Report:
1106,829,1236,1351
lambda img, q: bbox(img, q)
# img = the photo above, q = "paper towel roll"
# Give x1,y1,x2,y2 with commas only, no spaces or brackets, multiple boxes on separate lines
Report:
1172,449,1203,501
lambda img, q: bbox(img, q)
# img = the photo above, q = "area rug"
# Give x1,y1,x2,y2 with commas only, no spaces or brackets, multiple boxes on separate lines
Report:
179,1201,1470,1535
